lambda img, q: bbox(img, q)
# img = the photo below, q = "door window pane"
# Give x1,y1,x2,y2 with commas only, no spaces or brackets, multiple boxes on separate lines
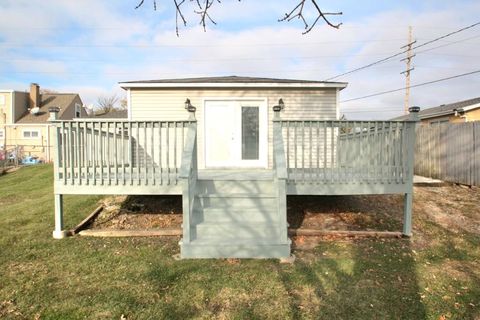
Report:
242,107,259,160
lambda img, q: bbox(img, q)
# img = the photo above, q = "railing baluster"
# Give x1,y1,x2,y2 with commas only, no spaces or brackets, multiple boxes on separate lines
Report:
114,122,118,185
330,121,334,184
166,122,170,185
62,122,67,185
151,122,155,185
388,122,393,184
294,122,297,183
121,122,126,185
83,121,88,185
158,122,163,184
106,122,110,185
144,121,148,186
129,122,133,185
302,121,305,183
323,121,327,183
309,121,313,183
279,120,290,182
69,122,74,185
136,122,140,185
76,121,82,185
316,121,320,182
174,121,178,184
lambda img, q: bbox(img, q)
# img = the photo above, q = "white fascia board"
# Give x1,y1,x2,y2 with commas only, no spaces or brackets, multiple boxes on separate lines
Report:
0,90,14,93
419,111,453,119
119,82,348,90
459,103,480,112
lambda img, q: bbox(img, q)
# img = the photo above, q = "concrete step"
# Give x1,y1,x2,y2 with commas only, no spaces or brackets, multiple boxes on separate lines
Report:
197,193,276,209
193,207,278,224
194,222,281,239
196,179,275,195
180,239,291,259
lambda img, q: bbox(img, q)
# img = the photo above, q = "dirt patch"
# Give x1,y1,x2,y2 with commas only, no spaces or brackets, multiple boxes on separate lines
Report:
88,185,480,238
91,195,182,229
413,185,480,235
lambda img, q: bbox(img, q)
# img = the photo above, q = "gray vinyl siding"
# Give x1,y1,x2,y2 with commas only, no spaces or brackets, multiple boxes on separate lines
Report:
130,88,338,169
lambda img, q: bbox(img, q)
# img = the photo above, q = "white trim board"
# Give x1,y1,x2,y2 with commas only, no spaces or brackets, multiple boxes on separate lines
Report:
120,82,348,90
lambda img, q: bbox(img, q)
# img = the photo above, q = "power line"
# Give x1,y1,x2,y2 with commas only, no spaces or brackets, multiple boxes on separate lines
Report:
325,21,480,81
340,69,480,103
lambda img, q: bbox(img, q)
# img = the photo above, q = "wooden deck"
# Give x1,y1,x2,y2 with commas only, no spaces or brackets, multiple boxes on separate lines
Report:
50,111,419,258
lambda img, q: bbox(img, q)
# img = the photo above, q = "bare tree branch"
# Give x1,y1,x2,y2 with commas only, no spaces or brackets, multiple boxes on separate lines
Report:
279,0,342,34
97,94,120,115
135,0,342,35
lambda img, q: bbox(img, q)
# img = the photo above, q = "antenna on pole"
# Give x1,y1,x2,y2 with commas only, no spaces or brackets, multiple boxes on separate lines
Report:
401,26,415,115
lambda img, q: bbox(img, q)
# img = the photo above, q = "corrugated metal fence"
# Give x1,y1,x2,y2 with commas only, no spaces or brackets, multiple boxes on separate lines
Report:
415,122,480,186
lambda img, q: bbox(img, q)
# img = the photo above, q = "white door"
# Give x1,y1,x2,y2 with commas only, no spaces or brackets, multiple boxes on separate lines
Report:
205,99,267,168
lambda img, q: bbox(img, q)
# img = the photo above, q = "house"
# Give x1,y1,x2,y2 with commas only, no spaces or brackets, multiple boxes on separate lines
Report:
0,83,86,162
393,97,480,124
49,76,419,259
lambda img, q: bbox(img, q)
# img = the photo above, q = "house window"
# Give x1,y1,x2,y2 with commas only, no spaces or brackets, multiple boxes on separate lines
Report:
75,103,81,118
22,129,40,139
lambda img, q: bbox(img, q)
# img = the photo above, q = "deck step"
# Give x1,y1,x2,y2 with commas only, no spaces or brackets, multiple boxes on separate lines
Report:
181,170,290,259
180,239,291,259
194,221,281,239
197,193,276,209
196,179,275,194
193,207,277,223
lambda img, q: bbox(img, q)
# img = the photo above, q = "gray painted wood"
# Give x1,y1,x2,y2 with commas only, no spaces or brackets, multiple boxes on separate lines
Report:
51,117,416,257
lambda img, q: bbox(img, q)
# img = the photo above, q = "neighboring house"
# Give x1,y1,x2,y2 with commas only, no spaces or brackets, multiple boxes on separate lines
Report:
50,76,419,259
0,83,86,162
392,97,480,124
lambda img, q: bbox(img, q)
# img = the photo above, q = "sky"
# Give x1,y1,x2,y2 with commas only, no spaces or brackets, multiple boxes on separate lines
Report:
0,0,479,120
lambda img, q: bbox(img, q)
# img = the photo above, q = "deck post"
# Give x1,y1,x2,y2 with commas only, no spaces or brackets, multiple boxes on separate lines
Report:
272,100,289,243
403,106,420,237
179,120,197,251
49,107,69,239
52,194,68,239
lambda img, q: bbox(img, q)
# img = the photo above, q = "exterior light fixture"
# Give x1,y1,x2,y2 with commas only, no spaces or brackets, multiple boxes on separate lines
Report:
185,98,196,113
273,99,285,112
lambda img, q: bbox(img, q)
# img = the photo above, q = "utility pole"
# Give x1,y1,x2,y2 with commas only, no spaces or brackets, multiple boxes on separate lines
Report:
401,26,416,115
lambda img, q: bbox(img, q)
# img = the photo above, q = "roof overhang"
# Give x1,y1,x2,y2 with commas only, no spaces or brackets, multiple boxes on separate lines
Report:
119,82,348,90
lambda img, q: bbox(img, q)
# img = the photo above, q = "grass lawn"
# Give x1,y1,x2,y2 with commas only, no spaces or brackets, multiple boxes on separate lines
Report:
0,164,479,319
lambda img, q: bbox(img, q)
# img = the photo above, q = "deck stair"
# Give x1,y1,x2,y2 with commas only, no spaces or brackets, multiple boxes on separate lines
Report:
180,170,291,258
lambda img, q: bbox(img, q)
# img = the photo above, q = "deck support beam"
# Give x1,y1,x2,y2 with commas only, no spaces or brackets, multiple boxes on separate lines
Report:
52,194,69,239
402,192,413,237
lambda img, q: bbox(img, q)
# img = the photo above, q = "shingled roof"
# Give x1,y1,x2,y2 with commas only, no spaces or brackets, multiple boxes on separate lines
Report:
120,75,347,89
392,97,480,121
94,109,128,119
16,93,80,124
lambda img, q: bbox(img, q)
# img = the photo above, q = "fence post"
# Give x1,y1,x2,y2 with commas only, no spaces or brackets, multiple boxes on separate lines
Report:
403,106,420,237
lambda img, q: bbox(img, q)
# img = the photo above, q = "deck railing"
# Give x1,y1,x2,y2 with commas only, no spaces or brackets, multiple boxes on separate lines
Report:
52,120,194,186
274,120,416,184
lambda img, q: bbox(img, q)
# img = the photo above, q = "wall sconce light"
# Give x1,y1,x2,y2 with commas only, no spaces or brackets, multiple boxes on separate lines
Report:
273,98,285,112
185,98,196,113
